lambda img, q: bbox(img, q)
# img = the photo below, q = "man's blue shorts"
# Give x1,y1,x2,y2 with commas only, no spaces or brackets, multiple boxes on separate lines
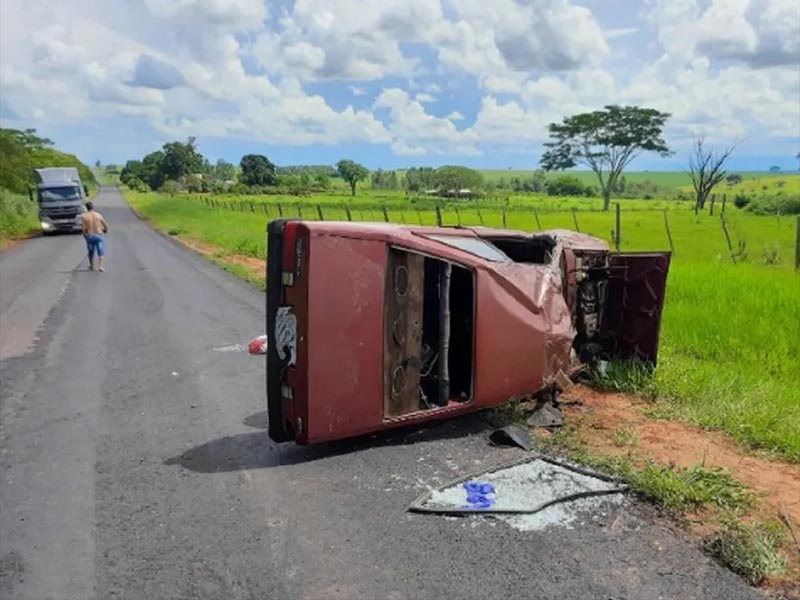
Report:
85,234,105,259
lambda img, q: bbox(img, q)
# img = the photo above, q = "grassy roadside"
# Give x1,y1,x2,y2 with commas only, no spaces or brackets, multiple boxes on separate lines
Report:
531,419,793,588
0,189,39,243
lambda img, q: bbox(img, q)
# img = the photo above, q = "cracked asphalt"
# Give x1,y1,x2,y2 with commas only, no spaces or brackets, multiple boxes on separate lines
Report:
0,186,764,599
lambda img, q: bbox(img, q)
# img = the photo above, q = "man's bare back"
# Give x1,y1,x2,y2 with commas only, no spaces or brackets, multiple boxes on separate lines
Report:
81,210,107,235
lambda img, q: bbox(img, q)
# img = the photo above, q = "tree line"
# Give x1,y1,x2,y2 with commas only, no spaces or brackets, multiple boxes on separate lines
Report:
117,104,777,210
0,128,96,194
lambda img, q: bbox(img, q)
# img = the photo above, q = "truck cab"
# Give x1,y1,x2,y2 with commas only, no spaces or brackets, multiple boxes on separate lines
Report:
33,167,89,234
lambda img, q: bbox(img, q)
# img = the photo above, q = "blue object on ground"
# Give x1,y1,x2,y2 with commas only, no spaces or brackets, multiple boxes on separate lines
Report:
462,481,496,510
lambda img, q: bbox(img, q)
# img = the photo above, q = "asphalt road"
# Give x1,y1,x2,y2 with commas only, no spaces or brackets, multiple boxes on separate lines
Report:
0,186,764,600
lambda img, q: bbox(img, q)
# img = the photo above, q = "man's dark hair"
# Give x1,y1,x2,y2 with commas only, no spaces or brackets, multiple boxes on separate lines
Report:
86,202,94,211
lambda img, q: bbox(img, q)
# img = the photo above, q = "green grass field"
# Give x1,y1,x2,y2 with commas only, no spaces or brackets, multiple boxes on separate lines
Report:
125,188,800,462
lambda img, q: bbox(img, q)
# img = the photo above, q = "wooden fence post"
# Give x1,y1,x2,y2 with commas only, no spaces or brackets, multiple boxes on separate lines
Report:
436,205,443,227
663,210,675,255
345,204,352,221
316,204,324,221
571,207,580,232
297,204,303,219
249,202,255,213
720,214,737,264
795,215,800,271
532,206,542,230
382,206,390,223
477,208,484,225
502,206,507,229
416,209,423,225
709,194,716,216
454,206,461,226
262,203,269,216
721,194,727,215
615,203,621,251
277,202,283,217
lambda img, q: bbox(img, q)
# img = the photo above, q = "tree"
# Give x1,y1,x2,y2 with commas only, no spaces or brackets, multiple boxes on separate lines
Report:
0,128,36,193
531,169,547,193
336,159,369,196
240,154,277,186
120,160,144,186
688,136,736,210
141,151,166,190
213,158,236,182
371,169,400,190
434,166,483,194
161,137,204,181
540,105,671,210
726,173,743,185
404,167,437,192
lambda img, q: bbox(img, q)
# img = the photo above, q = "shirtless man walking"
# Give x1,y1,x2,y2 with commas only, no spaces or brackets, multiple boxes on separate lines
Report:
81,202,108,271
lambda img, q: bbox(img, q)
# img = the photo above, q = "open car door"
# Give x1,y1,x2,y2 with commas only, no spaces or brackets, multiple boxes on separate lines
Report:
601,252,671,364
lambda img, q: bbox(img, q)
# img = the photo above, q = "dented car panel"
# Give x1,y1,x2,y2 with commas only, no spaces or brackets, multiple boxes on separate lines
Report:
267,221,670,445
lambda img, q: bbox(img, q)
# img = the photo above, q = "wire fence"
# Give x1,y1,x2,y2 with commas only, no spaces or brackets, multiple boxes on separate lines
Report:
184,195,800,269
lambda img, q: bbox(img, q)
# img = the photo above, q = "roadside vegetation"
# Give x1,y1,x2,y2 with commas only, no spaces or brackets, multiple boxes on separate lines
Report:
539,429,790,586
0,190,38,241
0,127,97,243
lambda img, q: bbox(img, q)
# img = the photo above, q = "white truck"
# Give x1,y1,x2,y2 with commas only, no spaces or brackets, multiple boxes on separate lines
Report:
32,167,89,234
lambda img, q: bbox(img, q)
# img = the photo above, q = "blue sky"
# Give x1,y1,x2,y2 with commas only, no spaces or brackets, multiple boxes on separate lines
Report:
1,0,798,171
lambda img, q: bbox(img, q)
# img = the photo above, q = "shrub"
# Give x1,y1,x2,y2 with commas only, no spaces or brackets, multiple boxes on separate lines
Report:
125,176,150,193
746,192,800,215
0,190,38,240
546,175,587,196
733,193,750,209
160,180,181,196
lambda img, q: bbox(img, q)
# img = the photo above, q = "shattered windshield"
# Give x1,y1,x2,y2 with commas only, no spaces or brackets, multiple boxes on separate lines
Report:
422,234,509,262
39,186,81,202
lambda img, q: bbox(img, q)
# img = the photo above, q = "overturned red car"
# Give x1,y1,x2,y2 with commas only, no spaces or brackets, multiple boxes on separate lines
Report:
266,220,670,445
